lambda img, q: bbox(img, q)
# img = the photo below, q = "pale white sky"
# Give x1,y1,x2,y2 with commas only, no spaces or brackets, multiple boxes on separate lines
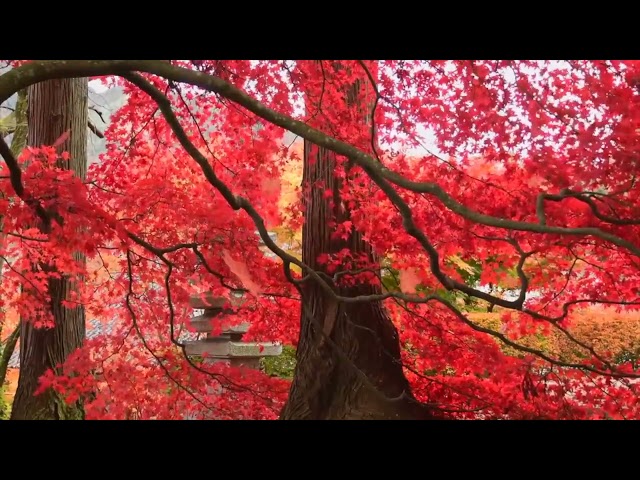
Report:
89,79,108,93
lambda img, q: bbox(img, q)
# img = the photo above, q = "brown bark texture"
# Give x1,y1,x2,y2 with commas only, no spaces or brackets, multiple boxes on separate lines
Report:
11,78,88,420
281,66,434,420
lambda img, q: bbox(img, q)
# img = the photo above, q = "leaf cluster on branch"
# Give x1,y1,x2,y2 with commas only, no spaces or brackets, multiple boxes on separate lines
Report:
1,60,640,419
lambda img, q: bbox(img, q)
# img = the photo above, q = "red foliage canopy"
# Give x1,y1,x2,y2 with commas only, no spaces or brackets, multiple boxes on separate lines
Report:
1,60,640,419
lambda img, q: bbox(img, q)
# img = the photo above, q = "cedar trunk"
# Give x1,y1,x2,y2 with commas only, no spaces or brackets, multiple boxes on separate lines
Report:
280,66,433,419
10,79,88,420
280,143,432,420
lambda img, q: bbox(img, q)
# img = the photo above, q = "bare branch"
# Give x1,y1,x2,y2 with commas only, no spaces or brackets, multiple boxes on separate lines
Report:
88,120,104,138
541,188,640,226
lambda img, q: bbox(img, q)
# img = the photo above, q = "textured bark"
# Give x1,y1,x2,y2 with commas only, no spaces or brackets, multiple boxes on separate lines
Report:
280,142,433,420
10,79,88,420
280,66,433,420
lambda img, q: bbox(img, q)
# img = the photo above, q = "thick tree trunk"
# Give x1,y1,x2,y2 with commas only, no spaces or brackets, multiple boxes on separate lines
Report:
11,79,88,420
281,143,433,420
281,65,434,419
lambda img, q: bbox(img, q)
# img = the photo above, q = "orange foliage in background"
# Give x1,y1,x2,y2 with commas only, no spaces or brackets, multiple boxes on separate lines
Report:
1,300,19,341
469,308,640,364
551,308,640,363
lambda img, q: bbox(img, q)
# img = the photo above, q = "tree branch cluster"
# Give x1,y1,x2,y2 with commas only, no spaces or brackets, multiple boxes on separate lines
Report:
2,60,639,382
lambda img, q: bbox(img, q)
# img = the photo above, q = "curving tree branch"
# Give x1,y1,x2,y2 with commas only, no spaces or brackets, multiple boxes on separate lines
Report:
1,61,639,255
2,60,639,383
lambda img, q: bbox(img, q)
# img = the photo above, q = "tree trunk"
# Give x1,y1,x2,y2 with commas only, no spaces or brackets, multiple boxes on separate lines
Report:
280,64,434,420
11,79,88,420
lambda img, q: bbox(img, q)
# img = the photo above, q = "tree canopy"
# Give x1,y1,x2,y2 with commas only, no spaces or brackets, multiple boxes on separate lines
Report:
2,60,640,419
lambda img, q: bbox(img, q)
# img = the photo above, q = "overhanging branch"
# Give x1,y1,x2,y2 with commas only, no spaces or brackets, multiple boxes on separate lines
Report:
122,70,637,379
1,60,639,256
2,60,638,380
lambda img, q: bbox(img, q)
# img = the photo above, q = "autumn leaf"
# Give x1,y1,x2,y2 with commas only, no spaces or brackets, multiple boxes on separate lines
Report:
261,177,281,198
222,249,261,298
449,255,477,275
399,268,421,294
52,129,71,148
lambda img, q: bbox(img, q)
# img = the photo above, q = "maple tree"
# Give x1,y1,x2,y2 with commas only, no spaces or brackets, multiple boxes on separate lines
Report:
1,60,640,419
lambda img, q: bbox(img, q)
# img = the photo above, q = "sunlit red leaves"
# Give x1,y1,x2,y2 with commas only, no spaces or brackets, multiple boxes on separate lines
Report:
0,78,298,418
34,334,289,419
398,268,421,294
222,250,261,298
6,60,640,419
